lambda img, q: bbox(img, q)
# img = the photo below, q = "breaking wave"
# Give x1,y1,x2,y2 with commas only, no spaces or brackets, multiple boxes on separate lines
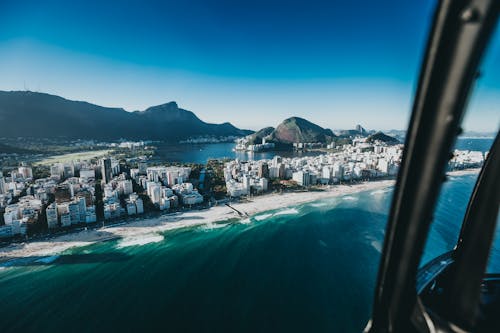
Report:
117,234,164,248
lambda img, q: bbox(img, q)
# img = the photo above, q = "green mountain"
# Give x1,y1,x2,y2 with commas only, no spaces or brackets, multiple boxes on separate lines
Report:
270,117,336,144
246,127,275,144
0,91,252,140
366,131,400,144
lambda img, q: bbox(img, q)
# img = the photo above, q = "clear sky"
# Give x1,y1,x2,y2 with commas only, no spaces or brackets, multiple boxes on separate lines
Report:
0,0,498,131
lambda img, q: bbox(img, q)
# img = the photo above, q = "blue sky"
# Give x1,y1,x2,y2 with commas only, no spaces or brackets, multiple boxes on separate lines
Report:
0,0,498,131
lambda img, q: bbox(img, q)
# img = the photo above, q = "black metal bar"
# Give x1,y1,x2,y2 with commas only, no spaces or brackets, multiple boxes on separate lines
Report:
442,131,500,329
366,0,500,332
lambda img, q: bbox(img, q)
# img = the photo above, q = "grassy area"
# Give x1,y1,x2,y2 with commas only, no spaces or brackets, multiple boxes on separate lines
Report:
34,149,113,165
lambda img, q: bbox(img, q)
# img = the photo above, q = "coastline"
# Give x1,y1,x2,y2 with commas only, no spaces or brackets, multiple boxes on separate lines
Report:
0,179,396,261
0,168,480,262
446,168,481,176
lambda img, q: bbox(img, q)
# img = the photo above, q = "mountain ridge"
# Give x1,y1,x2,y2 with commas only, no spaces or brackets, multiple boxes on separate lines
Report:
0,91,252,141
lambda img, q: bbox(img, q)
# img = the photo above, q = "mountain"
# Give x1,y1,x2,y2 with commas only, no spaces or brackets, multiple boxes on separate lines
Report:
366,131,400,145
335,124,372,137
246,127,275,144
0,91,252,140
269,117,336,144
385,129,407,142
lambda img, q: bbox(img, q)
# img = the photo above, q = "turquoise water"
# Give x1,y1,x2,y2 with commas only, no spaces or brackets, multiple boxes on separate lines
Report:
2,174,497,333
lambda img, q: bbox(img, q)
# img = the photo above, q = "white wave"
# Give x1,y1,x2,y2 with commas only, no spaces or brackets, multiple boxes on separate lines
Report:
35,255,60,264
342,196,358,201
117,234,164,248
370,189,390,195
239,218,251,224
253,213,273,221
274,208,299,216
371,241,382,253
309,202,328,208
200,222,230,230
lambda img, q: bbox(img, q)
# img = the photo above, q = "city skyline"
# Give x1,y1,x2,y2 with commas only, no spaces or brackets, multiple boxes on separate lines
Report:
0,0,498,131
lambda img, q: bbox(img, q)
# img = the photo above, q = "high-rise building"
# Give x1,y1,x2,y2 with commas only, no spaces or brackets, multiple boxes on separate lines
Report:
292,171,310,187
63,164,74,178
272,156,282,168
278,163,286,179
0,171,5,194
50,165,62,179
46,203,58,229
79,169,95,181
138,162,147,175
18,166,33,179
101,158,112,184
77,197,86,222
68,202,80,225
147,182,161,205
257,162,269,178
135,198,144,214
54,185,72,203
119,179,133,195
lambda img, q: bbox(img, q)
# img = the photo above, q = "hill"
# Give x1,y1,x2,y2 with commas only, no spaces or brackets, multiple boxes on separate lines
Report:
366,131,400,145
269,117,336,144
246,127,275,144
0,91,252,141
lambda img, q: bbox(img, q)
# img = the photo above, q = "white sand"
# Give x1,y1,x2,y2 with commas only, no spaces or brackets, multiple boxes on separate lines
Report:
0,180,395,260
447,168,481,176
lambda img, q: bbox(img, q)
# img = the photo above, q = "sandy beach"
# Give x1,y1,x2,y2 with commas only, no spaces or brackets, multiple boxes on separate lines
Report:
0,179,397,260
0,168,480,261
447,168,481,176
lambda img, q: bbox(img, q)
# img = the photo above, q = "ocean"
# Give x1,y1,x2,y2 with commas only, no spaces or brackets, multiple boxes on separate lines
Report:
1,173,498,333
0,138,496,333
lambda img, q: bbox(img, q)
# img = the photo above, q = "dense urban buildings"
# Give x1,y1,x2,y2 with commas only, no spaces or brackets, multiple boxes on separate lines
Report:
0,140,485,240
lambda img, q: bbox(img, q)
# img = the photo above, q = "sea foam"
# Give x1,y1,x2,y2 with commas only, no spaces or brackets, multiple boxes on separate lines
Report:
253,213,273,221
371,241,382,253
342,196,358,201
117,234,164,248
200,222,230,230
370,189,390,196
309,202,328,208
274,208,299,216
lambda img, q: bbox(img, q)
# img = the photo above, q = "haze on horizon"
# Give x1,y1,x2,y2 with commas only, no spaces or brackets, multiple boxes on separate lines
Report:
0,0,498,132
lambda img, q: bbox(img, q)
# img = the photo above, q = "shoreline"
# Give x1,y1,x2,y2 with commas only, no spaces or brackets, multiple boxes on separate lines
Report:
1,179,396,261
0,169,480,262
446,168,481,176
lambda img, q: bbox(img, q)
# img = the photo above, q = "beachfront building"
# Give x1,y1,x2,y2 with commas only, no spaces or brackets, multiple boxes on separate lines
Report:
18,166,33,180
46,203,58,229
125,193,144,216
172,183,203,206
449,150,484,170
224,139,488,198
224,141,406,196
145,180,179,211
0,196,41,237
